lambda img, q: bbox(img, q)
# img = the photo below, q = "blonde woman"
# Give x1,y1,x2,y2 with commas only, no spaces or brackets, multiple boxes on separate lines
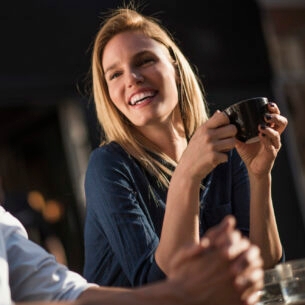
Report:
83,4,287,287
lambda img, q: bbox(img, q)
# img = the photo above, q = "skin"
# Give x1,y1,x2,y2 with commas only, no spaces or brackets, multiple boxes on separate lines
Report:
13,216,263,305
102,30,186,161
235,102,287,268
102,30,287,273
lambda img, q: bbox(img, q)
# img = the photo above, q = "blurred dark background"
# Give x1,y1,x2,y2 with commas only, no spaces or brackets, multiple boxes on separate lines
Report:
1,0,305,273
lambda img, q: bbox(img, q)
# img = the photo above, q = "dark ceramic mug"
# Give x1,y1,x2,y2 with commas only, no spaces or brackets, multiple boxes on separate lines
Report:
223,97,269,143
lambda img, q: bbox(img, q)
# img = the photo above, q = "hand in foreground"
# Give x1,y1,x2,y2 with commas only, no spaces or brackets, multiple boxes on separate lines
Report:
168,215,264,305
235,102,288,176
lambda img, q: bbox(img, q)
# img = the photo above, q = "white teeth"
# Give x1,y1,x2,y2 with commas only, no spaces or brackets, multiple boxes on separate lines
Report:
130,91,154,105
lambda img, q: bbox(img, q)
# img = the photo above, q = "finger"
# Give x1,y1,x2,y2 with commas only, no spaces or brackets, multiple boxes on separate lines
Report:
215,137,237,152
267,101,280,114
244,289,263,305
205,222,252,262
220,235,251,260
210,124,237,141
200,125,236,152
206,109,230,129
259,125,281,150
231,245,263,277
169,243,205,273
232,246,264,302
235,268,264,296
200,133,236,157
204,215,236,242
240,269,264,305
264,113,288,134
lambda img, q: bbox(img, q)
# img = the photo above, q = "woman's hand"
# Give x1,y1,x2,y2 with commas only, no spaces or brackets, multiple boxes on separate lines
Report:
180,110,237,181
235,102,288,176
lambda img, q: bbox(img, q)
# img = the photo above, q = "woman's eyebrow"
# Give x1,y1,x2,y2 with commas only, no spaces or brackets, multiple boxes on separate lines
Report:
104,63,117,77
103,50,152,76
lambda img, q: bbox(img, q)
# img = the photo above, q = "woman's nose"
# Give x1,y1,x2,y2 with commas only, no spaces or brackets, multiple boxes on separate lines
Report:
128,70,144,86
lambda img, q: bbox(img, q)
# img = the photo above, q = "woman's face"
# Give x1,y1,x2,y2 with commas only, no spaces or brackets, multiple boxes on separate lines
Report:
102,30,179,128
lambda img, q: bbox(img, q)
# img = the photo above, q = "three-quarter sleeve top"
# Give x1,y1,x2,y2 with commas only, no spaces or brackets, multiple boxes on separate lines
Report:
83,141,250,287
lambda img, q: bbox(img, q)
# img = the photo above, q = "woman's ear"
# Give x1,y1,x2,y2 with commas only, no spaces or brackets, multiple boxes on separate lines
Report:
168,46,177,62
168,46,181,84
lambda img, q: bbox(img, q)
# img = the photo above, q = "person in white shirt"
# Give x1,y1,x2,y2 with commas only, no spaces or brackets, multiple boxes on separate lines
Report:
0,205,263,305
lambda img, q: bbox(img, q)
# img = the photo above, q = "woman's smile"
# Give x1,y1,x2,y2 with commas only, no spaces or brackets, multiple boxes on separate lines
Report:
128,89,157,106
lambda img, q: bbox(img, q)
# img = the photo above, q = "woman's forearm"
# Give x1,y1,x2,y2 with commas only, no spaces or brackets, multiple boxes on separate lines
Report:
248,172,282,268
155,162,201,274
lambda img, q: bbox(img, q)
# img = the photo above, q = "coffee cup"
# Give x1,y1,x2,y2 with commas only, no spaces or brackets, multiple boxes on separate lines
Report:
223,97,269,143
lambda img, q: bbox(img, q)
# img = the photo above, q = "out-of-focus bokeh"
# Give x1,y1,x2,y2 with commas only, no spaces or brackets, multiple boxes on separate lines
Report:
0,0,304,273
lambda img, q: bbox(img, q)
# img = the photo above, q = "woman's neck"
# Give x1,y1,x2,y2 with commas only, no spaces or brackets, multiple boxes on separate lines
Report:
136,121,187,163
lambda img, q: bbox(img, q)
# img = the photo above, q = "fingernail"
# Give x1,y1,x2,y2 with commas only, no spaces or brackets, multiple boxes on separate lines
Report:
265,114,272,120
269,102,275,107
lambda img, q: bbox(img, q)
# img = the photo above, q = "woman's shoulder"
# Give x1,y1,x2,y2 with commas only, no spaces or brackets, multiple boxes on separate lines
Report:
90,141,128,159
87,141,134,168
85,142,143,185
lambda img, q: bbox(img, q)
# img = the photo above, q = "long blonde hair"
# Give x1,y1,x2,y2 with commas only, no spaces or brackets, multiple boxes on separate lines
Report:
91,4,209,188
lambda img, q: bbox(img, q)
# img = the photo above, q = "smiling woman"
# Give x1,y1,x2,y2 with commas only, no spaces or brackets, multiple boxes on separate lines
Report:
83,4,287,287
102,30,179,129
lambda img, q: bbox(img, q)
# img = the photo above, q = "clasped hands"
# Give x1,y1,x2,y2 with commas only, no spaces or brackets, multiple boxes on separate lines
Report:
168,215,264,305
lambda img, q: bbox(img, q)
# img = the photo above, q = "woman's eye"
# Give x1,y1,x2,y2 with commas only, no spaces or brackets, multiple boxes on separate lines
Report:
109,71,121,80
137,57,155,66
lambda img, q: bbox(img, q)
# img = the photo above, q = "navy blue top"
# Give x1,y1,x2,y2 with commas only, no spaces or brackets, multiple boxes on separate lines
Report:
83,141,250,287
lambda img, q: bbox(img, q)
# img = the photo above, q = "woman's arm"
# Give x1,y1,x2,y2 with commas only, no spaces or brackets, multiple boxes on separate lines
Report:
235,101,288,268
248,172,282,268
156,111,237,273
